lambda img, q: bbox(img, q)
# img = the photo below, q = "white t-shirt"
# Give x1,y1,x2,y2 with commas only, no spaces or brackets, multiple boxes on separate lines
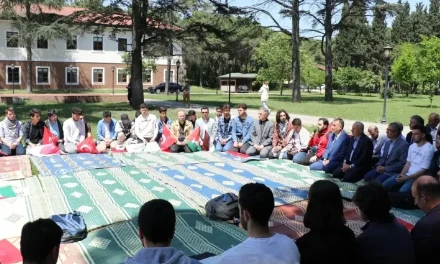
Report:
104,122,111,139
216,233,300,264
406,142,435,176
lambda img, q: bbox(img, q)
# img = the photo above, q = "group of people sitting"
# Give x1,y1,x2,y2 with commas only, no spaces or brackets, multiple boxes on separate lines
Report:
19,177,440,264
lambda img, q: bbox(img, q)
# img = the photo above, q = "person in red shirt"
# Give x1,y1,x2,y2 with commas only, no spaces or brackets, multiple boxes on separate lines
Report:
298,118,330,165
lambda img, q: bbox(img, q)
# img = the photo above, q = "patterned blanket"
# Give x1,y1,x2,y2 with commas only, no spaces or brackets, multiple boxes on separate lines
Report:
31,153,125,177
0,156,32,178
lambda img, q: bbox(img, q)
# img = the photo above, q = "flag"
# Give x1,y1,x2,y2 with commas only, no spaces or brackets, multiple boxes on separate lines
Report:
43,126,59,146
186,127,200,143
160,124,177,151
201,130,210,151
77,137,99,154
27,144,61,157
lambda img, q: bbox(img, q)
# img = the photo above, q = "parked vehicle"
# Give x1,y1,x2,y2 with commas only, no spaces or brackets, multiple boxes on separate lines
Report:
237,85,249,93
146,82,183,94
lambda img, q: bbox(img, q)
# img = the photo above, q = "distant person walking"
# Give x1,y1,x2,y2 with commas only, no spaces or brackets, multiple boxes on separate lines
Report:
183,81,191,108
127,78,133,106
259,81,270,113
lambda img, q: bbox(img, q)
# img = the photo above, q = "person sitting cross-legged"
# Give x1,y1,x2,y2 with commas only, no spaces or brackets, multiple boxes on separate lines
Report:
195,107,215,151
96,111,121,152
124,199,201,264
155,107,172,144
23,108,45,155
135,103,158,144
217,183,300,264
368,125,388,165
170,110,193,153
118,114,135,145
246,108,274,158
215,105,234,152
229,103,254,154
310,118,350,174
383,125,435,193
287,118,310,163
20,218,63,264
353,182,415,264
269,109,292,159
364,122,409,183
298,118,330,165
45,109,65,152
0,107,25,155
332,122,373,183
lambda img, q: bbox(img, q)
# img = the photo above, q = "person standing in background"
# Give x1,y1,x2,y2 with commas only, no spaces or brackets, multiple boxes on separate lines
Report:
183,81,191,108
127,78,133,106
258,81,270,113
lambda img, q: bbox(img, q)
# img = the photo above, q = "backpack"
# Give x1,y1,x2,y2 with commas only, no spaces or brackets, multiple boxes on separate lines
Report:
205,193,239,221
51,211,87,243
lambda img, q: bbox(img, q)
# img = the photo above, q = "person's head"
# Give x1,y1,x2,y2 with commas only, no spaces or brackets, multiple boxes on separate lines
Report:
47,110,58,123
139,103,148,116
20,218,63,264
177,110,186,123
387,122,402,140
258,107,269,122
292,118,302,133
331,118,344,134
159,107,167,119
237,103,248,118
187,110,196,121
409,115,424,129
367,125,379,139
263,81,269,86
428,113,440,129
239,183,274,231
120,113,129,122
351,122,364,138
304,180,345,230
138,199,176,247
412,124,427,144
276,109,290,124
71,107,82,121
317,118,329,133
222,104,231,117
412,176,440,213
216,106,223,117
201,107,209,120
353,182,392,222
5,107,16,121
29,108,41,124
103,111,112,123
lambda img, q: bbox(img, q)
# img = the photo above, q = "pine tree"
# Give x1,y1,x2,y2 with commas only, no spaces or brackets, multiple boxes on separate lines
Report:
429,0,440,37
410,3,432,42
391,0,412,44
367,1,388,75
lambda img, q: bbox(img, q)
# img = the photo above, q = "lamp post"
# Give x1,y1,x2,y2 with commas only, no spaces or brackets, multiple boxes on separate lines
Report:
111,66,115,95
69,64,73,94
381,45,393,124
227,59,234,105
10,64,15,94
176,59,181,102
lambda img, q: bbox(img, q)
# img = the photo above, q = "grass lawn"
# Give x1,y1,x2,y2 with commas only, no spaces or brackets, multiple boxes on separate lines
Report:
147,92,439,124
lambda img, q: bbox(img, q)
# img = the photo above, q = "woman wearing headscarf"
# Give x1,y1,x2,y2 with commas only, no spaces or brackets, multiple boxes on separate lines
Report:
0,107,25,155
118,113,134,144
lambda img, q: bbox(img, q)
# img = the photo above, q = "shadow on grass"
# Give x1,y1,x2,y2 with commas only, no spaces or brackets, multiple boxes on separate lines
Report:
410,104,438,109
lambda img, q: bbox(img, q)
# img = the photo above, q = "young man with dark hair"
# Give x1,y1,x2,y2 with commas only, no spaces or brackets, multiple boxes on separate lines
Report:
269,109,292,159
20,218,63,264
411,176,440,264
215,105,234,152
230,103,254,154
407,115,432,144
299,118,330,165
195,107,215,151
45,109,65,152
156,107,172,143
124,199,200,264
286,118,310,163
217,183,300,263
63,107,86,154
0,107,25,155
186,110,196,128
96,111,121,152
135,103,158,144
353,182,415,264
23,108,46,155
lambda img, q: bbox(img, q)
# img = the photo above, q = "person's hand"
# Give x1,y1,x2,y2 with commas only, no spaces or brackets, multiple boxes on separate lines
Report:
149,138,155,142
309,155,317,163
396,174,408,183
342,163,350,172
181,141,187,145
376,166,386,173
323,159,329,166
275,146,282,151
255,145,262,151
233,142,238,148
238,142,243,148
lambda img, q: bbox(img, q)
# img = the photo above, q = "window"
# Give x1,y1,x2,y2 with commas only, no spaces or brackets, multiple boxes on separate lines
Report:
36,67,50,84
65,67,79,85
117,69,128,84
164,69,175,82
143,69,152,84
6,66,21,84
221,80,228,86
6,32,19,48
66,36,77,50
118,38,127,52
93,36,103,51
92,68,104,84
37,37,48,49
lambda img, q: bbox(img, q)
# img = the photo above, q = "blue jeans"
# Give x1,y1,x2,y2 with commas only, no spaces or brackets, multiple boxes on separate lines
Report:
1,143,25,155
292,151,307,163
262,101,270,111
364,169,392,183
215,140,233,152
382,174,415,193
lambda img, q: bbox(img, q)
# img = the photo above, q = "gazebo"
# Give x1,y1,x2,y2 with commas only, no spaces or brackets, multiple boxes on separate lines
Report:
218,73,257,93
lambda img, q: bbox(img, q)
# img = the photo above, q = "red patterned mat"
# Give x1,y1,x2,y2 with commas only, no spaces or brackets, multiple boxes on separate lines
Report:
0,156,32,178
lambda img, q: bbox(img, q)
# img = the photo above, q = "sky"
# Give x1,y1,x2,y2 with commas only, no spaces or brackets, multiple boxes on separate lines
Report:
233,0,431,38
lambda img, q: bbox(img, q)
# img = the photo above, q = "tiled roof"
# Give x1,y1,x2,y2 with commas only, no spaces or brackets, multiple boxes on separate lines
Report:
218,73,257,79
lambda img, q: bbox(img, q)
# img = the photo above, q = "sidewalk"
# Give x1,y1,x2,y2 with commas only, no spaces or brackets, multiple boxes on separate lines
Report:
145,99,411,135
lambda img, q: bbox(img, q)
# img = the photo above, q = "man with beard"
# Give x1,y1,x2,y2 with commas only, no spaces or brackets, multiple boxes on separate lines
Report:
298,118,330,165
269,110,292,159
23,108,45,155
63,107,87,154
170,110,194,153
246,108,274,158
406,115,432,145
0,107,25,155
215,105,234,152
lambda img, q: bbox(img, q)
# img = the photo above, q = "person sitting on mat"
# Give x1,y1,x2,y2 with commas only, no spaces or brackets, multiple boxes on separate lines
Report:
23,108,45,155
45,109,65,152
63,107,87,154
124,199,201,264
134,103,158,144
269,109,292,159
155,107,172,144
215,105,234,152
287,118,310,163
118,114,135,145
245,108,274,158
0,107,25,155
96,111,121,152
229,103,254,154
195,107,216,151
170,110,194,153
21,218,63,264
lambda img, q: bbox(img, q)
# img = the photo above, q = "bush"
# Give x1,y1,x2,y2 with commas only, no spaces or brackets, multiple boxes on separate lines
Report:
380,88,395,99
337,89,346,95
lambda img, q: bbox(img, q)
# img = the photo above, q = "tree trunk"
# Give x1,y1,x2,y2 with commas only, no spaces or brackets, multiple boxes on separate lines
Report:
26,3,32,94
291,0,301,103
199,63,203,88
165,40,172,95
324,0,333,101
131,0,145,109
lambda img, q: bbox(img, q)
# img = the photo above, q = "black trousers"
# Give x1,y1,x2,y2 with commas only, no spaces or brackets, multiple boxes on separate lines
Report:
332,165,369,183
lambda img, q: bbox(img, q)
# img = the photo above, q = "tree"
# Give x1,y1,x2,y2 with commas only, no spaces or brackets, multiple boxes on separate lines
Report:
301,48,325,93
430,0,440,37
391,43,420,96
418,36,440,106
409,2,432,43
334,67,380,95
367,1,389,76
391,0,412,44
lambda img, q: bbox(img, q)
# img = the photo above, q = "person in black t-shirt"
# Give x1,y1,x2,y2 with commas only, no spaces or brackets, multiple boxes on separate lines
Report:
23,108,45,155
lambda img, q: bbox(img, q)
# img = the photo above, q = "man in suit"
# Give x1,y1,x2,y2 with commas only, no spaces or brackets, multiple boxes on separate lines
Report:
368,125,388,164
332,122,373,182
426,113,440,150
310,118,350,174
364,122,409,183
246,108,274,158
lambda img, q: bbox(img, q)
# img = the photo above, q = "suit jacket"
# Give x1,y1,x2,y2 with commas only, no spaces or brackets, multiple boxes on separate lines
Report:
411,204,440,264
251,120,274,146
323,131,350,162
378,137,409,176
345,133,373,168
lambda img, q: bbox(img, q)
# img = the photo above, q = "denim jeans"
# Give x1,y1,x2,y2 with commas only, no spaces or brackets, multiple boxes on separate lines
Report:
292,151,307,163
1,143,25,155
382,174,415,193
215,140,233,152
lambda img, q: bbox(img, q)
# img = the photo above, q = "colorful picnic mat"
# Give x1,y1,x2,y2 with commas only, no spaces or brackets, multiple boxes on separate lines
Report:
2,212,247,264
0,156,32,178
31,153,125,177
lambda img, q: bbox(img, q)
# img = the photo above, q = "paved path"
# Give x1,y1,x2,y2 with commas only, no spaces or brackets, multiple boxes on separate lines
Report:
145,99,411,135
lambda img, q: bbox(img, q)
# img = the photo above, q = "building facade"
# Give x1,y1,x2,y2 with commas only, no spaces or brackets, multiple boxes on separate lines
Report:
0,9,182,91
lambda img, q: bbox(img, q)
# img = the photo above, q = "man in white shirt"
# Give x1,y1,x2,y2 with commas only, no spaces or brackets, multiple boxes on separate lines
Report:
195,107,215,151
383,124,435,193
216,183,300,264
63,107,87,154
134,103,158,144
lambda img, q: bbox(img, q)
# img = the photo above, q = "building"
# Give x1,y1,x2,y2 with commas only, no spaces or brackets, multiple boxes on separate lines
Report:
0,6,182,91
218,73,257,93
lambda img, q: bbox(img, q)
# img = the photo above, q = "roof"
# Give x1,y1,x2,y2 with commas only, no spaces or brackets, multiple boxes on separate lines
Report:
218,73,257,79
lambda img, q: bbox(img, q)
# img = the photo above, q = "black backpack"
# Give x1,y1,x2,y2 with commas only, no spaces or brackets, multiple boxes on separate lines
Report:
205,193,239,221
